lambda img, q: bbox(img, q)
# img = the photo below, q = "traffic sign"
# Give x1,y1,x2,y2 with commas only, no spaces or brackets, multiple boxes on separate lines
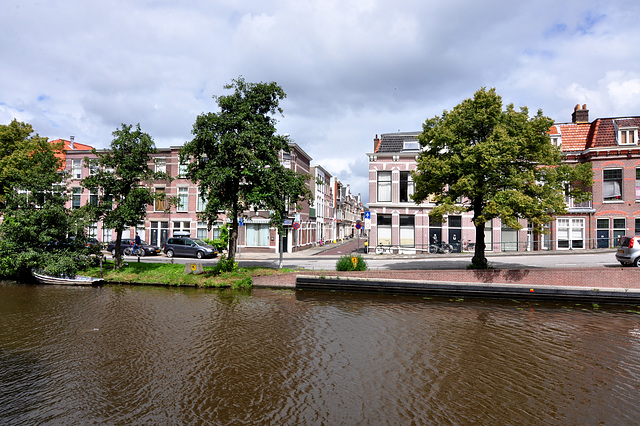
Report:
355,222,362,230
293,222,301,230
364,211,371,219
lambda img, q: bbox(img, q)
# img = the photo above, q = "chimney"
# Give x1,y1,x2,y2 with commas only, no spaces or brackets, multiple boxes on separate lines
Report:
373,134,380,152
571,104,589,123
70,136,75,150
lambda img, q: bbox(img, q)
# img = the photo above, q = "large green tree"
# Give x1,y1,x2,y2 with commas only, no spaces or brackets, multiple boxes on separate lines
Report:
0,120,97,279
82,124,170,268
413,88,592,268
181,77,312,261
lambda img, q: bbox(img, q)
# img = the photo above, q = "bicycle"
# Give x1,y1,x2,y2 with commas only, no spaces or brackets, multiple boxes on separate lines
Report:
124,245,145,257
428,243,453,254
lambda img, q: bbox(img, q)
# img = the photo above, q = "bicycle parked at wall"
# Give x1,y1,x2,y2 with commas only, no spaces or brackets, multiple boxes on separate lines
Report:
428,242,453,254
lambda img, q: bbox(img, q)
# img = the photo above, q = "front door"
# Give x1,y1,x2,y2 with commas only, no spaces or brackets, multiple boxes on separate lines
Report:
448,229,462,252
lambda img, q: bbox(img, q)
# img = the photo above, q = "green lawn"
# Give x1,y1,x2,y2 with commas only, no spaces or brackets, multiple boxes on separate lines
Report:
85,261,295,289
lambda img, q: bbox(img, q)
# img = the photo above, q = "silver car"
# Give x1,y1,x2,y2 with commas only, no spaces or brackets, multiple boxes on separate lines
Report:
616,236,640,266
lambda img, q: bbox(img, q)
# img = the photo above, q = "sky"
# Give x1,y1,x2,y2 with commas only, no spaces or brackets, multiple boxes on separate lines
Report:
2,0,640,205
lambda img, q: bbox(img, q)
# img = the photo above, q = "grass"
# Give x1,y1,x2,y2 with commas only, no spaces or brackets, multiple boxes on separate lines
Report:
84,261,297,289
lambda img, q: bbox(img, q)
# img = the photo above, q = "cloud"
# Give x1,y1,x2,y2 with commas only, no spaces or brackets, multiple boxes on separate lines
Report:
2,0,640,204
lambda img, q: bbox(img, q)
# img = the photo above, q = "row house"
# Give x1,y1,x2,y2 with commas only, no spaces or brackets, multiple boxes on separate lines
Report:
367,132,477,253
552,105,640,249
332,178,364,240
56,139,325,253
367,105,639,253
310,165,335,244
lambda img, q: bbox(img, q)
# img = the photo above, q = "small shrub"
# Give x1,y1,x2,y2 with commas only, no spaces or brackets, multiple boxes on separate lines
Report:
213,255,238,274
336,254,367,271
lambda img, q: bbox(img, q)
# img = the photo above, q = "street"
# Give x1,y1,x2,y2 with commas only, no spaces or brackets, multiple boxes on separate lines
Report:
114,245,622,271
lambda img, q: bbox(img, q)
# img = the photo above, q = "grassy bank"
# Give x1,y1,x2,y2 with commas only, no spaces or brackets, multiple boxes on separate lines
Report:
85,261,295,289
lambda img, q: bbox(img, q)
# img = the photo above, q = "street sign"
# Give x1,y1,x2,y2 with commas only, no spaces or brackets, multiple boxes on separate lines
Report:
238,218,243,226
283,219,293,226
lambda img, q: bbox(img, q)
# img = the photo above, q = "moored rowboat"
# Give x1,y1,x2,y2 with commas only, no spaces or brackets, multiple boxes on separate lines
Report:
32,271,103,286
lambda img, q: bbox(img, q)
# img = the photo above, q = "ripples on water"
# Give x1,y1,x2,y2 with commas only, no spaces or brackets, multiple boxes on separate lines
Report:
1,283,640,425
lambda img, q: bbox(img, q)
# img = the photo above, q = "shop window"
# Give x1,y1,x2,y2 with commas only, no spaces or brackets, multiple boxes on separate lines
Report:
399,215,415,247
377,214,392,246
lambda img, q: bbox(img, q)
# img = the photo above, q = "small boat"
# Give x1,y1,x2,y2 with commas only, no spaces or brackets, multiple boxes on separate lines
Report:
32,271,104,286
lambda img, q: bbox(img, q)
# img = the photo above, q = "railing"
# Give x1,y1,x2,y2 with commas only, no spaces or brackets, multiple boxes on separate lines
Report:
373,238,617,254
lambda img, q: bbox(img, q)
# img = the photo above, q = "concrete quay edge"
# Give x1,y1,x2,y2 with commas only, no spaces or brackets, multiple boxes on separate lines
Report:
294,274,640,304
253,267,640,304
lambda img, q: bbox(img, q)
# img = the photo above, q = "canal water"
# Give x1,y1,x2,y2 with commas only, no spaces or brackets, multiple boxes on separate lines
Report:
1,283,640,425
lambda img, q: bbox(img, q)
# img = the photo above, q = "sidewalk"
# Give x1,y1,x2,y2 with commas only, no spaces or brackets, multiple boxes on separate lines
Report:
237,239,615,260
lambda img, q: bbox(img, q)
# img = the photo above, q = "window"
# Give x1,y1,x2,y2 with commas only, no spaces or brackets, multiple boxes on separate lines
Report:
603,169,623,201
501,224,518,252
399,215,415,247
102,228,113,244
174,221,190,234
403,141,420,151
377,214,392,246
399,172,414,202
613,218,626,246
197,221,208,239
557,218,584,249
155,158,166,173
89,188,98,207
377,171,392,202
155,188,165,211
636,168,640,200
636,218,640,235
72,188,81,209
103,193,113,210
88,222,98,238
178,187,188,212
618,128,637,145
197,192,207,212
72,159,82,179
246,223,270,246
178,161,188,178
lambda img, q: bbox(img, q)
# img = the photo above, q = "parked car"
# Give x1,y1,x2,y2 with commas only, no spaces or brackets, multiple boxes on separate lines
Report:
85,237,100,248
616,236,640,266
163,237,218,259
106,239,161,256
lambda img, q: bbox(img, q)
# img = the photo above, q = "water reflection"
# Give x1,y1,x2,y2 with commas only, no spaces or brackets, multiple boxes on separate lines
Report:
1,283,640,424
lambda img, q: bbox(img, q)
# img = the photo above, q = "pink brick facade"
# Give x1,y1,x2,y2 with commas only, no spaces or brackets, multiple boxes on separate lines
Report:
367,105,640,253
58,141,322,253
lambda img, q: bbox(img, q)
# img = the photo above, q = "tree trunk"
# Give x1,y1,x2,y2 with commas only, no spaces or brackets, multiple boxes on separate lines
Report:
471,198,488,268
115,231,123,269
228,203,238,261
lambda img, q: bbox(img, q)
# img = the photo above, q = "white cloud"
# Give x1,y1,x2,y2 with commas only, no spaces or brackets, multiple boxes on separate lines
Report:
2,0,640,204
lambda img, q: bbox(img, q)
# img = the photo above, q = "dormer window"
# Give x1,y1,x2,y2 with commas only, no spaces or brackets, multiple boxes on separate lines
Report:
618,128,637,145
403,141,420,151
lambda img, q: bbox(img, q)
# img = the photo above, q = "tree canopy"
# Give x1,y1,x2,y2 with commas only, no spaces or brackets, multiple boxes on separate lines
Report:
181,77,312,261
81,123,170,268
0,120,97,279
413,88,592,268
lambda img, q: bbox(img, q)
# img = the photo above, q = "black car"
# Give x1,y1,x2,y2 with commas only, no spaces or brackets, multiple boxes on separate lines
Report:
106,239,161,256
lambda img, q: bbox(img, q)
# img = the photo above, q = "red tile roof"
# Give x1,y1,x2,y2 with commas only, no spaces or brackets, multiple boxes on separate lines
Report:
553,122,591,152
49,139,95,171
